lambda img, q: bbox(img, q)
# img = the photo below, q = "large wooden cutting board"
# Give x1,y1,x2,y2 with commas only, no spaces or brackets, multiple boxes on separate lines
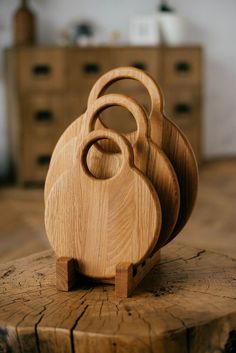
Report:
87,67,198,242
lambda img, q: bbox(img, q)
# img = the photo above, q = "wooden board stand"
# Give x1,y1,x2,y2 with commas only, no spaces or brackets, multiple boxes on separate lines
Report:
56,251,161,298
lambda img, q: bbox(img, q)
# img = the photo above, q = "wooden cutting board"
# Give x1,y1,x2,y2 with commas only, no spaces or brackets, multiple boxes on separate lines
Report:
48,67,197,244
45,130,161,279
87,67,198,242
45,94,180,248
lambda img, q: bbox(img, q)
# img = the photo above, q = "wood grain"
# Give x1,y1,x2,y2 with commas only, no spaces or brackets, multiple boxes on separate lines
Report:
45,94,180,247
45,129,161,279
48,67,197,243
56,257,77,291
87,67,199,242
0,243,235,353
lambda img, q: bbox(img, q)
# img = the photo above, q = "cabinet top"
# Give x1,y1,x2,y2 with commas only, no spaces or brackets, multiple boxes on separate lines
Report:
5,44,203,52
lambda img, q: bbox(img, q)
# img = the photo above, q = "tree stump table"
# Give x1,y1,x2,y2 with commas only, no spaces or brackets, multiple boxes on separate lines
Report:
0,243,235,353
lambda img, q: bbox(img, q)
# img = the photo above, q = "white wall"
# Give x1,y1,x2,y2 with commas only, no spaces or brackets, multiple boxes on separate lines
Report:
1,0,236,175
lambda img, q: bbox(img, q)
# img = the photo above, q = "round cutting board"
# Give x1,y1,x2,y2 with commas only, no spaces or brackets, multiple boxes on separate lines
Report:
45,130,161,279
48,68,198,244
45,94,180,248
87,67,198,242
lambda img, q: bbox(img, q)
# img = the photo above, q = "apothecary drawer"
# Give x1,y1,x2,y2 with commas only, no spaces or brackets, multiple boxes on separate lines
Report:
21,139,56,183
163,48,202,86
18,48,66,92
68,49,113,92
164,89,201,128
21,94,67,138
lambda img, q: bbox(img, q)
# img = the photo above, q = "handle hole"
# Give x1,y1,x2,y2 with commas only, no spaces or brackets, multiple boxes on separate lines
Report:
175,61,191,73
104,82,151,128
100,106,137,134
32,65,51,76
96,106,138,154
35,110,53,122
37,155,51,166
84,138,122,180
83,63,101,74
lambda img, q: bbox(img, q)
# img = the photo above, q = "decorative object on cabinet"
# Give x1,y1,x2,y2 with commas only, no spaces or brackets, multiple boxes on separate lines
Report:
6,45,202,185
13,0,36,45
73,22,94,46
129,15,160,45
158,1,187,45
45,67,198,298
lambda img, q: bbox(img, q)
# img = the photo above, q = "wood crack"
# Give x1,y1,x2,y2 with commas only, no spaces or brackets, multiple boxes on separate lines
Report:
70,305,89,353
34,298,55,353
164,308,191,353
185,250,206,261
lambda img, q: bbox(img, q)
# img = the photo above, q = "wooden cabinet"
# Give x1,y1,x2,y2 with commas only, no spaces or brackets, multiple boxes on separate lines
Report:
6,46,202,184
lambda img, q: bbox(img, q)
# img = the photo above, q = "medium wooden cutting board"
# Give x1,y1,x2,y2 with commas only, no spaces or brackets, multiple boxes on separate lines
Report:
45,94,180,248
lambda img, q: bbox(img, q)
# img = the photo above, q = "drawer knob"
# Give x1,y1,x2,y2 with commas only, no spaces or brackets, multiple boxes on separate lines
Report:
37,155,51,166
35,110,53,122
32,65,51,76
175,62,191,73
83,63,101,74
131,62,147,71
174,103,192,114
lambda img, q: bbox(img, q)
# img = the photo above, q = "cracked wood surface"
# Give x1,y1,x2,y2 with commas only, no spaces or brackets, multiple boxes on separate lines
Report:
0,243,235,353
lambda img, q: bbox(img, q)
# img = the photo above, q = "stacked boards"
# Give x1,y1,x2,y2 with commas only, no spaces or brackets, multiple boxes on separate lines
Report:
45,67,198,283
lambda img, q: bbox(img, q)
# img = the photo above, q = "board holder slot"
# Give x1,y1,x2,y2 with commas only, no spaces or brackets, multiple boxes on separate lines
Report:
56,250,161,298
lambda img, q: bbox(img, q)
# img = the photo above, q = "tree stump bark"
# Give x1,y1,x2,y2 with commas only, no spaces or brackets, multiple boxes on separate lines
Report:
0,243,235,353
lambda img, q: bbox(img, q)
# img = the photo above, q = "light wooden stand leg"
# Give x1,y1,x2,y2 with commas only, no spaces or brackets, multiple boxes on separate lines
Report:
56,257,78,291
115,262,133,298
115,251,161,299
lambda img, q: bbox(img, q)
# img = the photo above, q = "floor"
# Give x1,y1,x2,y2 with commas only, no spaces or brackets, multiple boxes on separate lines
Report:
0,159,235,263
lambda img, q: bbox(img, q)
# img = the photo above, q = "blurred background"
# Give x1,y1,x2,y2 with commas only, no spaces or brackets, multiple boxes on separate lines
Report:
0,0,235,262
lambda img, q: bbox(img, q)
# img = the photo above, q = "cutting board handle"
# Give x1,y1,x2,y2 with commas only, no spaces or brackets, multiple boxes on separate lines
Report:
87,66,164,120
83,93,150,147
77,129,134,178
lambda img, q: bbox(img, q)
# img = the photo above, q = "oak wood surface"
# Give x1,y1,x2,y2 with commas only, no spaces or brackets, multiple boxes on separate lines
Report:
49,67,198,245
0,243,235,353
45,94,180,248
45,129,161,279
87,67,198,242
56,257,77,291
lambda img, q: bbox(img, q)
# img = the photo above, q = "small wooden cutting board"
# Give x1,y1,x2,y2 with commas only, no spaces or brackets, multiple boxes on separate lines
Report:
45,130,161,279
